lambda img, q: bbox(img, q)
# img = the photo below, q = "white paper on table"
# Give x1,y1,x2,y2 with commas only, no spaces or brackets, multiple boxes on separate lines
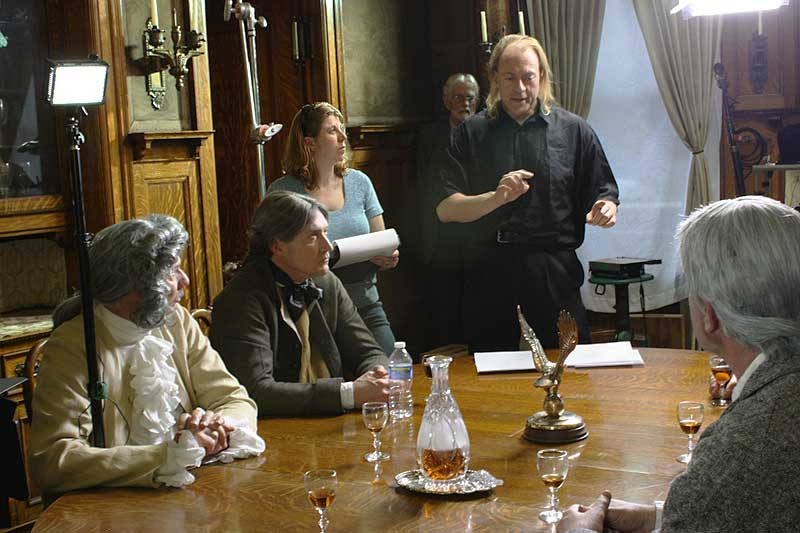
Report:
474,351,536,374
332,229,400,269
565,341,644,368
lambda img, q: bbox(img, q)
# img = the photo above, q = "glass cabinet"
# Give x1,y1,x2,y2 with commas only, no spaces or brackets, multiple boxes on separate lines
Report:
0,1,65,218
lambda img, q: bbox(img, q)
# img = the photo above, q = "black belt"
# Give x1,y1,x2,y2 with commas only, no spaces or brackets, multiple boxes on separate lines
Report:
497,229,528,244
495,230,573,251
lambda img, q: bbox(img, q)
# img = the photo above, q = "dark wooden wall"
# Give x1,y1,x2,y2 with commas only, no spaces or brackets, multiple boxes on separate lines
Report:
206,0,329,264
718,2,800,199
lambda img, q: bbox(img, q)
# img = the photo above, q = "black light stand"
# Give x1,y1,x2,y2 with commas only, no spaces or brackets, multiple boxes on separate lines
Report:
224,1,282,199
65,109,106,448
47,58,109,448
714,63,747,197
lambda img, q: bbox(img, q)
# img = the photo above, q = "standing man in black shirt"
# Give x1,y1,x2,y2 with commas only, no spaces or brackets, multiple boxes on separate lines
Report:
437,35,619,352
415,73,479,348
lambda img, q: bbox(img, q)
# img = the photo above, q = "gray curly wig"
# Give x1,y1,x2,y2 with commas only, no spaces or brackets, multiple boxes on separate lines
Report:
54,214,189,329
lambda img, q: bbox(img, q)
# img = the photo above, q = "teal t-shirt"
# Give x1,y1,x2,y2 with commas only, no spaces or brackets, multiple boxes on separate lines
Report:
267,169,384,308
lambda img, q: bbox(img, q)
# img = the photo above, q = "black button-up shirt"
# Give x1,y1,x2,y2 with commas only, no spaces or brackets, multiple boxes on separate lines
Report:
439,105,619,250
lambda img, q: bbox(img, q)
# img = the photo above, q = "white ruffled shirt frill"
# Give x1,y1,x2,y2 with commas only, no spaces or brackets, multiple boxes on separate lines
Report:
96,304,204,487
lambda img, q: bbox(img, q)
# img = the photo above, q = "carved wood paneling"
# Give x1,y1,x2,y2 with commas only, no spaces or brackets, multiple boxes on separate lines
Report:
208,0,333,264
131,156,208,310
718,2,800,199
720,6,797,110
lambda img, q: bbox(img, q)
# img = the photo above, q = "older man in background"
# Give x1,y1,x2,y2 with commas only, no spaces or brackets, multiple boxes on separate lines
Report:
560,196,800,533
31,215,264,497
414,73,479,348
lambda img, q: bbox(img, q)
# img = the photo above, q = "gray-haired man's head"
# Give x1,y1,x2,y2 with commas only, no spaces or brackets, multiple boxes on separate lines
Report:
678,196,800,358
443,73,479,128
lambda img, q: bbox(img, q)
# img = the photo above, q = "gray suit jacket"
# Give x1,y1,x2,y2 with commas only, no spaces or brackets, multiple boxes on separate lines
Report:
210,255,388,416
662,351,800,532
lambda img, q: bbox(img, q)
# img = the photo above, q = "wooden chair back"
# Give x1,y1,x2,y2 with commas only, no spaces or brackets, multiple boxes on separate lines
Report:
190,308,212,336
22,339,47,423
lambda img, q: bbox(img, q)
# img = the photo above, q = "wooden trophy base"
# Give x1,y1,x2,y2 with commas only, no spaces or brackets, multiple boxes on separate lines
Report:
523,410,589,444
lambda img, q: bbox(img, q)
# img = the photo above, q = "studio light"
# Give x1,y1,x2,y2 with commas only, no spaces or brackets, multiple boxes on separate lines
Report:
46,59,109,106
670,0,789,17
47,56,109,448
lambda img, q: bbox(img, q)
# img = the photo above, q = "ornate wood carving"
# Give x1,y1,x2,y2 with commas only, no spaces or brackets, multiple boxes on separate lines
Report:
719,2,800,199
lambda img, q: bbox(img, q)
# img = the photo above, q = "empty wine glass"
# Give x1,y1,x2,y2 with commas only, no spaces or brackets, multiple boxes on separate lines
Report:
676,401,704,464
709,354,732,407
304,469,338,533
537,448,569,524
362,401,390,462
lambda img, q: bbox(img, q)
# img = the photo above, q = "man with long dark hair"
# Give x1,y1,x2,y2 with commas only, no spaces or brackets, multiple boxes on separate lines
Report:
211,191,390,416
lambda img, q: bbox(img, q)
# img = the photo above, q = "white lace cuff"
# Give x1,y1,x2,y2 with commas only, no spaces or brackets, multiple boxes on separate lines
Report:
155,431,205,487
212,419,266,464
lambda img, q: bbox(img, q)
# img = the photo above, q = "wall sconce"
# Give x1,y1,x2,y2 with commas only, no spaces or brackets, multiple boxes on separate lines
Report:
141,2,205,109
477,10,507,57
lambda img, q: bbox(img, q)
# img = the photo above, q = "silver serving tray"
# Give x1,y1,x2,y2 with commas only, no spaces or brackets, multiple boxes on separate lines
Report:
395,469,503,495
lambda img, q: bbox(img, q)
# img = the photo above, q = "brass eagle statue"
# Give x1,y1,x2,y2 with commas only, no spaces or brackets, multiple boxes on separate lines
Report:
518,306,587,442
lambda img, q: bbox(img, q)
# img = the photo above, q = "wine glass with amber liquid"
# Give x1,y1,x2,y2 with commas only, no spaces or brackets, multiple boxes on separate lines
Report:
709,355,732,407
304,469,337,533
676,401,704,464
362,402,390,462
537,449,569,524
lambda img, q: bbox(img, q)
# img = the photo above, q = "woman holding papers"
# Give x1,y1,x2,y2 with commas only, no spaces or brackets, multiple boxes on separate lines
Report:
268,102,398,354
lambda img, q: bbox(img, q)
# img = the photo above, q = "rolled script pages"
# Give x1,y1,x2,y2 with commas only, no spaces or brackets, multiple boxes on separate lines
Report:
329,229,400,269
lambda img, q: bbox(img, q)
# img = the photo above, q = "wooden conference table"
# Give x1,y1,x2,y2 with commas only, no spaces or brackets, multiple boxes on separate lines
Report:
33,348,722,532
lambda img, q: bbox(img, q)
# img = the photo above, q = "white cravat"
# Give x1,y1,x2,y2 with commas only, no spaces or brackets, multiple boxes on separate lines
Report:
96,304,182,445
96,304,204,486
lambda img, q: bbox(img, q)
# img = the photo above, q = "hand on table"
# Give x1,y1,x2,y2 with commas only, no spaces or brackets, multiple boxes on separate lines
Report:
604,498,658,533
178,408,236,457
558,491,611,532
353,367,391,407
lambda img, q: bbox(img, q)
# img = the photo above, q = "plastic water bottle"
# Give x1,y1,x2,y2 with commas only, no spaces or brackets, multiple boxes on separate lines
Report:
388,341,413,419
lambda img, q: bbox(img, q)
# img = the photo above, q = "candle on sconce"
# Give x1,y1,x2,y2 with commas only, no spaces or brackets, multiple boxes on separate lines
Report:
758,11,763,35
291,20,300,60
189,0,195,31
480,11,488,42
150,0,159,27
518,10,525,35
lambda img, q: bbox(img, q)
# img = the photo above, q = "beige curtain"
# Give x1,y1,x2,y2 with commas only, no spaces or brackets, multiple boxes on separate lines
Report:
527,0,606,118
633,1,722,212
